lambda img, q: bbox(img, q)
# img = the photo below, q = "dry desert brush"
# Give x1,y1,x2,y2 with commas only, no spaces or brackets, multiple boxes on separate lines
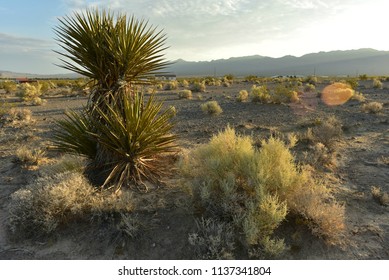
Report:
7,171,133,238
181,127,345,257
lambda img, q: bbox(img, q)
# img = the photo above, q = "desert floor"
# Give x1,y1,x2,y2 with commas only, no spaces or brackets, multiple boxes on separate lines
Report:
0,79,388,259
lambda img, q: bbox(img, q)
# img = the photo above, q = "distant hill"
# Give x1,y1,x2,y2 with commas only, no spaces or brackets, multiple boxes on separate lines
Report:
2,49,389,78
165,49,389,77
0,71,81,79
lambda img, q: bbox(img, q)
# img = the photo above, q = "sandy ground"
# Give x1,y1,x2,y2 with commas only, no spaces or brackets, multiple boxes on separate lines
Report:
0,79,388,259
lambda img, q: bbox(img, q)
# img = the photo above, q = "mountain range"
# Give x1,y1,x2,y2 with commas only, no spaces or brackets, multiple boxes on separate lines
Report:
165,48,389,77
1,48,389,78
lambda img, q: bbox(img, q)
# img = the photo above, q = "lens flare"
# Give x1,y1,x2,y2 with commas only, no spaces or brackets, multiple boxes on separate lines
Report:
321,82,354,106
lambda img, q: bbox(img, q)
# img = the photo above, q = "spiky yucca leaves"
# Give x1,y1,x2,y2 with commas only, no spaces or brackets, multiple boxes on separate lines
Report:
92,92,177,187
53,109,97,159
54,9,169,109
53,92,177,188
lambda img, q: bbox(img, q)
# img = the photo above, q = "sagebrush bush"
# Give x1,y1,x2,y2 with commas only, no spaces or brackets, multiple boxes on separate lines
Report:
251,85,271,103
236,90,249,102
200,101,223,115
362,102,383,113
18,83,46,105
181,127,345,257
191,81,206,92
373,79,383,89
304,83,316,92
272,85,299,103
178,89,192,99
180,79,189,88
188,218,235,259
164,80,178,90
7,171,134,237
305,115,342,150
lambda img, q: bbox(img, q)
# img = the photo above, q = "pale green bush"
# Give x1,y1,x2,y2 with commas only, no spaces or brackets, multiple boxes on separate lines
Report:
236,90,249,102
181,127,345,257
201,101,222,115
164,80,178,90
251,85,271,103
191,81,206,92
178,89,192,99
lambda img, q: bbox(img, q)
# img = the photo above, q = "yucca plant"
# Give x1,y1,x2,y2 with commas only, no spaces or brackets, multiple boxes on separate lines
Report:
53,9,176,188
54,8,170,110
53,92,177,188
90,92,177,187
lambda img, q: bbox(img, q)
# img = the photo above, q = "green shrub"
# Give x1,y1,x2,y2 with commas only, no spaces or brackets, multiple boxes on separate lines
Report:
181,127,345,257
1,81,18,94
304,83,316,92
272,85,299,103
236,90,249,102
18,83,46,105
164,80,178,90
191,81,206,92
178,89,192,99
250,85,270,103
180,79,189,88
200,101,223,115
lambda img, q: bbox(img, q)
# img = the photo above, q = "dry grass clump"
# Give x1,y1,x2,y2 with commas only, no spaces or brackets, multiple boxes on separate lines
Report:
351,91,366,102
305,115,343,150
372,79,383,89
181,127,345,257
201,101,223,115
236,90,249,102
6,108,33,124
14,146,46,167
371,186,389,206
362,102,383,113
178,89,192,99
7,171,133,238
188,218,235,259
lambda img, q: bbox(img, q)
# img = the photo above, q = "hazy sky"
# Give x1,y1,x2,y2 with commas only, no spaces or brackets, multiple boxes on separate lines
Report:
1,0,389,74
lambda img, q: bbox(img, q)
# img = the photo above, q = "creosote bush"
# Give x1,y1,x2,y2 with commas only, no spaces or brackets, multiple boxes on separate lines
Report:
18,83,46,105
200,101,223,115
178,89,192,99
191,81,206,92
181,127,345,257
251,85,271,103
236,90,249,102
